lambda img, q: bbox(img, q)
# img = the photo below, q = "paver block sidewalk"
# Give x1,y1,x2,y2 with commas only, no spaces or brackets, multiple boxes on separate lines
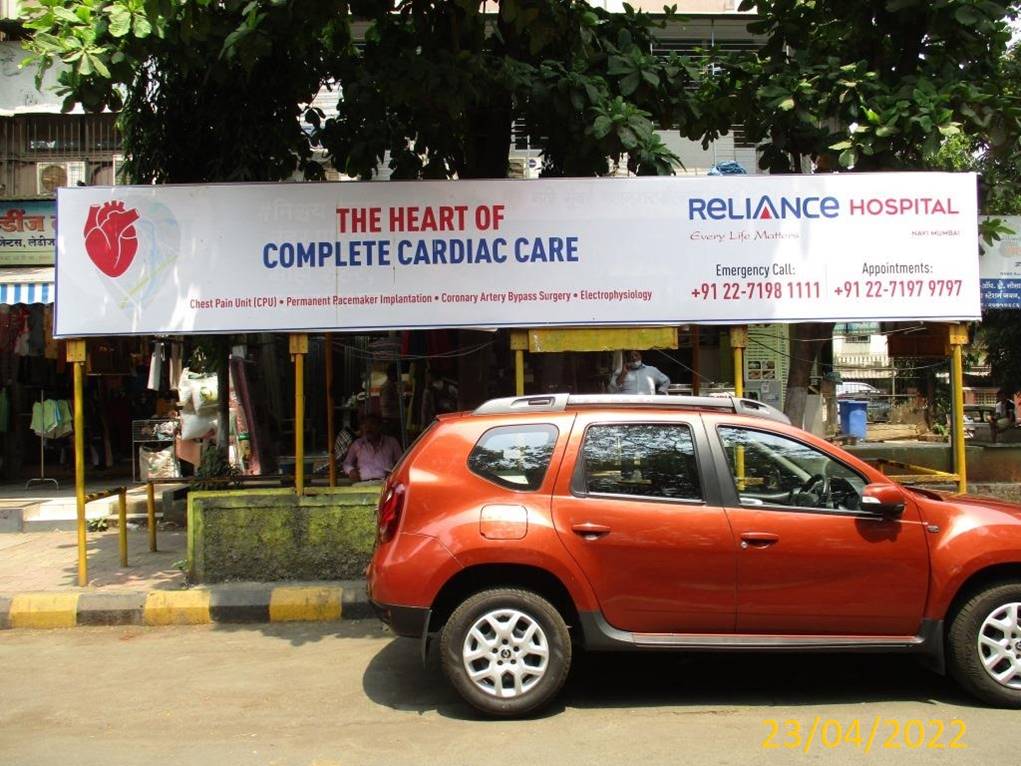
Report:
0,529,188,593
0,529,372,630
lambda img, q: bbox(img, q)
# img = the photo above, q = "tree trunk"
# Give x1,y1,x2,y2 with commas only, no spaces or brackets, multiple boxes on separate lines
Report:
783,322,832,428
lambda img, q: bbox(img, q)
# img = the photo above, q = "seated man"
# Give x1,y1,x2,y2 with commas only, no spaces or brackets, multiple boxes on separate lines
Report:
342,413,403,482
988,389,1016,443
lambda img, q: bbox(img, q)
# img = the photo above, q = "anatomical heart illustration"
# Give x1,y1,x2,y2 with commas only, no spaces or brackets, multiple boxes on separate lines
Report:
83,201,140,278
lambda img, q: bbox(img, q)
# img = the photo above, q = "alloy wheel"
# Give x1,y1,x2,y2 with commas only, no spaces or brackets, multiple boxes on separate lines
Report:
462,608,550,698
977,601,1021,690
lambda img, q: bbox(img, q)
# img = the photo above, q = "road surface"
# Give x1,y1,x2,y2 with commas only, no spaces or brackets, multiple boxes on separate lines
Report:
0,621,1014,765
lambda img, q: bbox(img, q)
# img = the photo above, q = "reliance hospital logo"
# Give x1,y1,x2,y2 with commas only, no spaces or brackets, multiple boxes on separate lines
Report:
688,194,961,221
81,199,179,311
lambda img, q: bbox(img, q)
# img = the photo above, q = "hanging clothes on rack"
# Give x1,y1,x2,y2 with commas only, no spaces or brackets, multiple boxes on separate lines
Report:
168,341,183,391
147,340,164,391
26,391,66,489
31,397,72,438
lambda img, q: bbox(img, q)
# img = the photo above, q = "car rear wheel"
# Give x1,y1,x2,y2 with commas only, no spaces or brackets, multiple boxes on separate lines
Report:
948,583,1021,708
440,588,571,717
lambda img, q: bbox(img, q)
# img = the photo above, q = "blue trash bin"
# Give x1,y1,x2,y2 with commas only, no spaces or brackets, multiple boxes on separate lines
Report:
838,399,868,438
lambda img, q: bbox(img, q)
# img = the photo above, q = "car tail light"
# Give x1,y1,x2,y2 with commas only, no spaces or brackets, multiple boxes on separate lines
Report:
377,483,405,543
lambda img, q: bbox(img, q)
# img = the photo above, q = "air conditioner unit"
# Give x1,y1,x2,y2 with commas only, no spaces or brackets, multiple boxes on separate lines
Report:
36,161,86,195
508,155,541,180
0,1,22,22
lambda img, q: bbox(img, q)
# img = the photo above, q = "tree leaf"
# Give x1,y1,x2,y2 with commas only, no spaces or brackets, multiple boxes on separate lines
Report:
838,148,857,168
778,97,795,111
618,125,638,149
109,9,131,38
620,71,640,96
592,115,612,139
133,14,152,38
53,7,83,24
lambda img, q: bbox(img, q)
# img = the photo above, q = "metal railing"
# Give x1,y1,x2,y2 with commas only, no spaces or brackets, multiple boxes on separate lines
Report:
143,475,296,552
83,486,129,567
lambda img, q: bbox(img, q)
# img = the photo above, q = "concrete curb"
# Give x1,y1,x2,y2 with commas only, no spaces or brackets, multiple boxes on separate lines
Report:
0,580,371,630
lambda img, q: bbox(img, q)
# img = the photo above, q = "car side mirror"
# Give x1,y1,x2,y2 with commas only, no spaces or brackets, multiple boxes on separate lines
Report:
861,483,906,517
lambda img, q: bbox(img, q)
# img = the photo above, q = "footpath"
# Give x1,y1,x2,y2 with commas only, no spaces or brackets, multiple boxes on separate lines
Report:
0,528,369,630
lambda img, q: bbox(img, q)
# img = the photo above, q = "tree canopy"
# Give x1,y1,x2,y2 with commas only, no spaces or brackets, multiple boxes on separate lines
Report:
24,0,350,184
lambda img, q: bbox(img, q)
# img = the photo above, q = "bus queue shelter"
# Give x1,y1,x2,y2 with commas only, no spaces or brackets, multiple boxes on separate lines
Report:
53,173,981,584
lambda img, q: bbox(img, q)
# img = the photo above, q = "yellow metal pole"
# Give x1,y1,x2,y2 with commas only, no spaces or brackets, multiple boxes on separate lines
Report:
949,324,968,494
515,349,525,396
146,481,157,552
290,334,308,495
691,326,701,396
325,333,336,487
731,325,747,399
730,326,748,491
118,488,128,567
69,340,88,586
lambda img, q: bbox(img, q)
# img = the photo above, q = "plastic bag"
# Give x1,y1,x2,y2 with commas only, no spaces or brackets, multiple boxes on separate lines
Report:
176,368,218,412
139,444,180,480
191,376,219,413
180,411,218,440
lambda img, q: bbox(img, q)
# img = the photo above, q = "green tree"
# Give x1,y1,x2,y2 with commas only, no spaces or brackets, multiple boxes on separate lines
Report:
707,0,1020,424
24,0,349,183
930,43,1021,394
316,1,714,180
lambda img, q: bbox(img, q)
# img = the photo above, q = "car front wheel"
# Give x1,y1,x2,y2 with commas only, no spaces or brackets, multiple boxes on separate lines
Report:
439,588,572,717
948,582,1021,708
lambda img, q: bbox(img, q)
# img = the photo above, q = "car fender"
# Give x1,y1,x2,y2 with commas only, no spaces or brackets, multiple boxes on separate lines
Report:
918,497,1021,618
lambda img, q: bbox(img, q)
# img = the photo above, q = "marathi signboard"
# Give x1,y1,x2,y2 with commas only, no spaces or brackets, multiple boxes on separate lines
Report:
979,216,1021,309
0,200,57,266
54,173,979,337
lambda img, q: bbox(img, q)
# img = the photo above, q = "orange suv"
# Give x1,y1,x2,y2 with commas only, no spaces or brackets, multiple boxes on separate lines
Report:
368,394,1021,716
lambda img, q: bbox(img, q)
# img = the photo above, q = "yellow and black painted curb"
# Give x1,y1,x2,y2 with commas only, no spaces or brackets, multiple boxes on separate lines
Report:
0,581,371,630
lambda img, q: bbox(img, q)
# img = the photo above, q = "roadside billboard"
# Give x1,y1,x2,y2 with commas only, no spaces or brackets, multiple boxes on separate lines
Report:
54,173,980,337
979,215,1021,309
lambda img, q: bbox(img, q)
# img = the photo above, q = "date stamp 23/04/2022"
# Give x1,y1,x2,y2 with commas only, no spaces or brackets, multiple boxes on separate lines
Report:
762,717,967,753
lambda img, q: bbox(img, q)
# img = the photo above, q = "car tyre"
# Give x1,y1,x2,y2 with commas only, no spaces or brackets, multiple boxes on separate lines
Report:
947,582,1021,708
440,588,572,717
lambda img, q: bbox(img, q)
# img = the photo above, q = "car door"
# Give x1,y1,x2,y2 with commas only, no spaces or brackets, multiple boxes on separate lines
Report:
707,421,930,636
550,413,737,634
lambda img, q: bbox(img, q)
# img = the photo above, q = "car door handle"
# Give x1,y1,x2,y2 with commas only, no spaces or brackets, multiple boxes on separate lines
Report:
740,532,780,548
571,522,611,539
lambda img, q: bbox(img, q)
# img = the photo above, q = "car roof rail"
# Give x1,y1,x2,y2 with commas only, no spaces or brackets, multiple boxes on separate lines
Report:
472,394,790,424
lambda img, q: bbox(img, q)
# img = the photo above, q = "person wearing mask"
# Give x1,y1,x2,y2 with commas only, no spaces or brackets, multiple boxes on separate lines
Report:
608,350,670,395
342,413,403,482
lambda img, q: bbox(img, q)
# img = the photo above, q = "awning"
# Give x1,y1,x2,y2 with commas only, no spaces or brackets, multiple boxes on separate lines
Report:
0,267,54,305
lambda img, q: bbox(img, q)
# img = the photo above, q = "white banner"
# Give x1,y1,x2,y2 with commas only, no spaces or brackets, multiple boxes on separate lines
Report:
54,173,980,337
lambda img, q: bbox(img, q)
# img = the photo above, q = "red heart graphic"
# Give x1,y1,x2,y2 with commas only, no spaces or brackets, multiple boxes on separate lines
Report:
83,201,140,278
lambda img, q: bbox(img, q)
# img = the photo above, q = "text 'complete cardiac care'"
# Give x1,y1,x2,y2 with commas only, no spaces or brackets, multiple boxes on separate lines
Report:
262,202,580,269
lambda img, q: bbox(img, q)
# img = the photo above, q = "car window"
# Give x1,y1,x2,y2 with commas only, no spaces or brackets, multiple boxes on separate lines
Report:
468,424,559,491
580,423,702,501
717,426,866,510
